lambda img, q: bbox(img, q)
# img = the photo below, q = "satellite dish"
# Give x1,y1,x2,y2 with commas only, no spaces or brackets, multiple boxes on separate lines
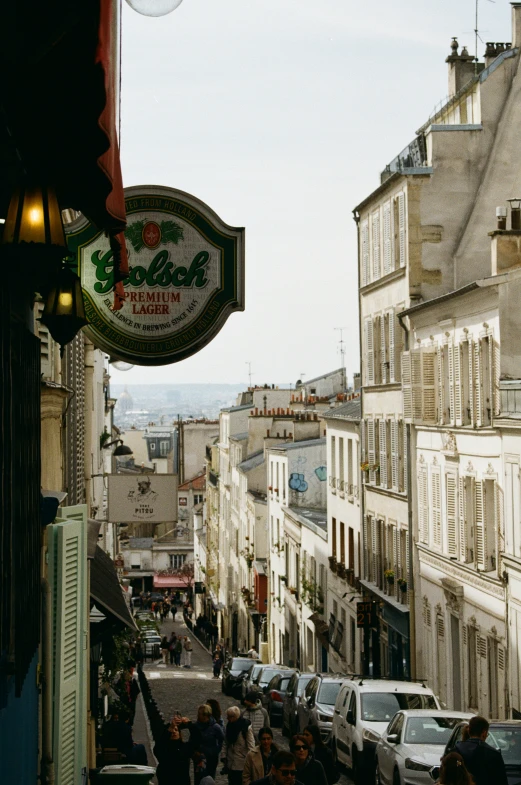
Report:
125,0,183,16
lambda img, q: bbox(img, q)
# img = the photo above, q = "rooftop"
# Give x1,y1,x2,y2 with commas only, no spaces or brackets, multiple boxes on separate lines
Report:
230,431,248,442
238,450,265,473
286,505,327,535
269,437,326,452
296,367,345,386
178,471,206,491
322,399,361,422
221,403,253,413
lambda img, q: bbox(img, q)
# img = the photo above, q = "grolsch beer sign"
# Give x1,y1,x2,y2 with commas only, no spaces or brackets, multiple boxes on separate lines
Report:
66,185,245,365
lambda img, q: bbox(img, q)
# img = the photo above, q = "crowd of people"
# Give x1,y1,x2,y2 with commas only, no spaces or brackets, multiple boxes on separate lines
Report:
135,590,194,622
160,631,194,667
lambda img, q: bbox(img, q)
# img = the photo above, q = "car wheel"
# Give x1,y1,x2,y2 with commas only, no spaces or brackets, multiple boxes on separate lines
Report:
393,768,401,785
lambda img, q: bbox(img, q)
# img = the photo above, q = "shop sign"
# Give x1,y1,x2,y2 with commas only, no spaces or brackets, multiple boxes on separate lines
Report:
108,474,178,523
356,601,377,628
66,185,245,365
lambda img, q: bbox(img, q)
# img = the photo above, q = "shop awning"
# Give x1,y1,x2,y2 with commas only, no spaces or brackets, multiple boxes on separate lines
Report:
153,575,188,588
90,545,137,631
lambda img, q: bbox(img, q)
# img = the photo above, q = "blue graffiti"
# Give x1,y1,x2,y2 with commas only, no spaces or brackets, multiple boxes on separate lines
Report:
289,473,308,492
315,466,327,482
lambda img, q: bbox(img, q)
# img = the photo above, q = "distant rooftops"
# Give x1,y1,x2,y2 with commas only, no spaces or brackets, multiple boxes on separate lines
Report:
239,450,265,473
322,398,361,422
178,471,206,491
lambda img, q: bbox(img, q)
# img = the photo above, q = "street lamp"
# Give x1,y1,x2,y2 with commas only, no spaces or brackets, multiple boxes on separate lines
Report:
102,439,133,457
125,0,183,16
40,265,88,354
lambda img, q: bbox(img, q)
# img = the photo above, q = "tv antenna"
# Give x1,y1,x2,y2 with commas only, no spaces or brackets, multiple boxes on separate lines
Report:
468,0,494,73
335,327,346,370
246,361,253,389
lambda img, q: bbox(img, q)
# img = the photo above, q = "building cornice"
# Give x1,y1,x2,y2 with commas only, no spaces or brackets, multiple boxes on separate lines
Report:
418,546,504,599
360,266,406,295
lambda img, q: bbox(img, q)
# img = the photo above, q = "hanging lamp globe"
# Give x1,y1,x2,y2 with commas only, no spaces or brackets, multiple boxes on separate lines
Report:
125,0,183,16
40,265,88,354
113,441,133,457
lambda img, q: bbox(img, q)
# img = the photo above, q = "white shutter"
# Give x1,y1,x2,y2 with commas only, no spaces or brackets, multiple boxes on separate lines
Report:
371,516,377,582
493,338,501,417
402,421,408,495
432,470,442,547
383,201,392,275
372,210,381,280
391,421,399,490
419,467,429,543
380,313,388,384
360,419,366,463
398,192,406,267
361,220,369,286
438,347,445,425
365,318,374,386
459,477,468,562
454,344,462,425
388,310,395,382
402,351,412,421
422,349,437,424
448,342,455,425
411,350,423,422
475,480,485,569
374,316,382,385
363,515,369,578
379,419,388,488
474,340,483,426
368,420,376,483
48,504,88,785
447,473,458,556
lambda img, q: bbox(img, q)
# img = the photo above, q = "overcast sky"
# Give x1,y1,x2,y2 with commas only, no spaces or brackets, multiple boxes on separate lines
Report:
112,0,511,387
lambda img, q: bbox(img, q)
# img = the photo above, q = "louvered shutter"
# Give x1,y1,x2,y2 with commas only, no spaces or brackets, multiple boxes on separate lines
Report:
474,341,483,426
422,349,437,424
467,339,475,425
459,477,468,562
368,420,376,483
402,351,412,421
365,318,374,386
392,526,398,575
48,504,87,785
379,419,388,488
432,471,442,547
373,316,382,385
388,310,395,382
363,515,369,578
383,201,392,274
361,220,369,286
446,474,458,556
380,313,388,384
494,480,502,568
493,338,501,417
438,347,445,425
411,350,423,422
475,481,486,570
454,344,462,425
372,210,381,280
371,516,377,582
402,422,408,495
419,467,429,543
398,192,406,266
360,419,366,463
448,343,455,425
391,421,399,490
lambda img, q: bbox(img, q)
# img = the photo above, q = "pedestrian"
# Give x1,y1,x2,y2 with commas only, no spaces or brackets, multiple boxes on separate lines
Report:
160,635,169,665
174,636,183,666
250,749,304,785
437,752,475,785
184,636,193,668
222,706,255,785
301,726,339,785
247,646,260,660
182,704,224,780
206,699,224,728
154,717,193,785
289,735,327,785
454,716,508,785
213,652,223,679
169,632,177,665
171,603,177,620
242,692,270,737
243,727,279,785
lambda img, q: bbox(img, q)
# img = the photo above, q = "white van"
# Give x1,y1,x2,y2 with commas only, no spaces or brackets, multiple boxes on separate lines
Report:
330,678,440,784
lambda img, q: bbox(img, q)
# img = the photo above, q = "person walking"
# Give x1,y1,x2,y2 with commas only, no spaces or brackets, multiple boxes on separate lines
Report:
179,704,225,781
247,646,260,660
454,716,508,785
174,636,183,667
213,651,223,679
160,635,169,665
168,632,177,665
301,725,339,785
184,636,193,668
437,752,475,785
250,750,304,785
221,706,255,785
242,692,270,737
154,718,193,785
206,699,224,728
289,735,327,785
243,727,279,785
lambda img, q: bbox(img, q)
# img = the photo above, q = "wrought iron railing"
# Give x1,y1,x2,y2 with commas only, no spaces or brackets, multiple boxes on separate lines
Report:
381,134,428,182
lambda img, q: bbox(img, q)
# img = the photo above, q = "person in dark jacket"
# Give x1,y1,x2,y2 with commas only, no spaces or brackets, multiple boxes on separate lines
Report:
302,726,339,785
251,749,305,785
289,735,327,785
154,719,192,785
182,704,225,780
454,716,508,785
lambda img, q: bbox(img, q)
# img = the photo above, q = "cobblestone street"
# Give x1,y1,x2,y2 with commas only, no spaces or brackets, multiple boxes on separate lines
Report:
142,613,354,785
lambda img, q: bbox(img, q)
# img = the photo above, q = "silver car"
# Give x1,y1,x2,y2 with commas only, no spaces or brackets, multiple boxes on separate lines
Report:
297,674,343,740
375,709,473,785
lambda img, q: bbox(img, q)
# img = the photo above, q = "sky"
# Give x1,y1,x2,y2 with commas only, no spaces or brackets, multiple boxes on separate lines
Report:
112,0,512,387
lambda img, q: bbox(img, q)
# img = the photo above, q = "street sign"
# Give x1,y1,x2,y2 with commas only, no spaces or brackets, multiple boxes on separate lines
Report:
356,601,376,628
66,185,245,365
108,474,178,523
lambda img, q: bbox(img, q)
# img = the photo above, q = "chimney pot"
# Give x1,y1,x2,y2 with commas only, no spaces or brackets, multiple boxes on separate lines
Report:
508,198,521,230
497,205,508,230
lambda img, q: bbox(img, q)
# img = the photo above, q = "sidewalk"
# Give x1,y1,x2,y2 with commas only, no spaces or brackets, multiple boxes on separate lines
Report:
132,690,158,784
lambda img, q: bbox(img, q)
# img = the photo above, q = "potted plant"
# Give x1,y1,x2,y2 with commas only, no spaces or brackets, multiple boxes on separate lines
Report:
328,555,338,573
397,577,407,592
384,569,395,585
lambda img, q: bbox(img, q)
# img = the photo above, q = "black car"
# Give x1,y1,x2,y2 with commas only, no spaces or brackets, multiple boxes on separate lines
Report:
241,661,266,700
222,657,256,698
444,720,521,785
252,665,292,705
265,670,297,726
282,672,315,737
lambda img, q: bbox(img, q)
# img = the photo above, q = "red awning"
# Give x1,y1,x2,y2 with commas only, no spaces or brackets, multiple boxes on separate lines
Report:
154,576,189,589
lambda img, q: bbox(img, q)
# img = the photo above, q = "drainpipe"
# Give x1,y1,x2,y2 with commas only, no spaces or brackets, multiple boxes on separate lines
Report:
40,577,55,785
397,311,416,680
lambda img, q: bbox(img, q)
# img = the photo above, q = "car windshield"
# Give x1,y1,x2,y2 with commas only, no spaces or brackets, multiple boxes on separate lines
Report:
252,665,264,678
488,727,521,766
361,693,437,722
297,676,314,696
318,682,342,706
230,658,251,672
404,717,465,745
260,668,283,684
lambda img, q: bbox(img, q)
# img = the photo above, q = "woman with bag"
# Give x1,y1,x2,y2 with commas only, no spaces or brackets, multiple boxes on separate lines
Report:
222,706,255,785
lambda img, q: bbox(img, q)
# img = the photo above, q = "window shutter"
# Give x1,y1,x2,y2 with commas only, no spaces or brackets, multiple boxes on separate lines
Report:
437,614,445,639
361,220,369,286
360,419,366,463
368,420,376,483
379,419,388,488
374,316,382,385
422,349,437,424
459,477,468,562
365,318,374,386
419,467,429,543
402,351,412,421
383,201,392,275
467,339,475,425
448,342,455,425
438,347,445,425
48,504,88,785
492,338,500,417
397,192,406,266
454,344,462,425
372,210,381,280
363,515,369,578
392,526,398,575
474,340,483,426
475,480,486,569
388,310,395,382
391,421,399,490
371,516,378,582
411,350,423,422
380,313,388,384
402,422,408,495
432,470,442,547
446,474,458,556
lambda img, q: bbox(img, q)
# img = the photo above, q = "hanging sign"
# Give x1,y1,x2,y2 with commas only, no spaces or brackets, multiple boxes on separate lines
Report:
66,185,245,365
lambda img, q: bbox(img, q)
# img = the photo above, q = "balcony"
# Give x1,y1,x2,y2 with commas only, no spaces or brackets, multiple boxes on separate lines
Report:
381,133,428,183
209,470,219,487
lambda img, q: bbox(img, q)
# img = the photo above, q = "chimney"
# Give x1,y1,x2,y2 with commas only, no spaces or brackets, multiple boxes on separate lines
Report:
446,38,475,97
512,2,521,48
490,200,521,274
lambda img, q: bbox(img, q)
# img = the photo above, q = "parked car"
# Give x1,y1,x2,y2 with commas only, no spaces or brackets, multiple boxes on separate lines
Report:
265,670,297,726
222,657,256,697
375,709,473,785
241,661,266,700
444,719,521,785
282,672,315,737
253,665,292,705
330,678,440,785
297,674,344,740
143,635,161,659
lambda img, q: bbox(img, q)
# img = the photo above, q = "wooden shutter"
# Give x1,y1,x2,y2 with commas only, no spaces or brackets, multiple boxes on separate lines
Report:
422,349,437,424
388,310,395,382
390,421,399,490
459,477,468,562
368,420,376,483
474,340,483,426
432,470,442,547
361,220,369,286
365,318,374,386
475,480,485,569
381,313,388,384
383,201,392,275
411,350,423,422
372,210,381,280
374,316,382,385
419,467,429,543
454,344,462,425
379,419,388,488
397,192,406,266
446,473,458,556
448,342,455,425
402,351,412,421
48,504,88,785
492,338,501,417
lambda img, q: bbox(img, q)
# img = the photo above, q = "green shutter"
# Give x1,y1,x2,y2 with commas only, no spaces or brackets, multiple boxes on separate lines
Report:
48,504,88,785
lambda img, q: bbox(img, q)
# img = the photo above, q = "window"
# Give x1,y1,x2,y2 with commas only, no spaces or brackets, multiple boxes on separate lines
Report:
361,693,436,722
282,463,286,501
340,522,345,565
160,440,169,456
131,553,141,569
194,494,203,505
394,192,406,267
361,220,369,286
339,437,344,487
402,349,437,424
169,554,186,569
372,209,381,280
347,439,353,490
348,527,355,571
332,517,337,558
331,436,336,480
468,625,478,707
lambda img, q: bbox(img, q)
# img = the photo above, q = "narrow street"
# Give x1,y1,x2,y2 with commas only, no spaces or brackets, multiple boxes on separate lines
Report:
142,614,355,785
